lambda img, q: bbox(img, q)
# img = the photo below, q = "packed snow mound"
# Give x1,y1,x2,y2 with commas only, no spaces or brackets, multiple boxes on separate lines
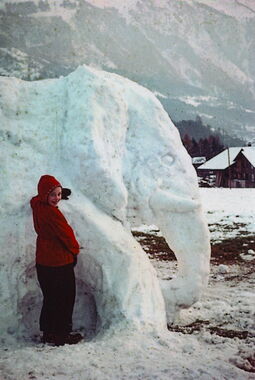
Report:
0,65,210,339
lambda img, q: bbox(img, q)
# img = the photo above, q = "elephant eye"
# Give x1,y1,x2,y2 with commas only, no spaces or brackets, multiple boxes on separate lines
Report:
162,153,174,166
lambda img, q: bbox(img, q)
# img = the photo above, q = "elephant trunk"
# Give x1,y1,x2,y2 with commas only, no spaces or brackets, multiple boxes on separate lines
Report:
149,191,211,323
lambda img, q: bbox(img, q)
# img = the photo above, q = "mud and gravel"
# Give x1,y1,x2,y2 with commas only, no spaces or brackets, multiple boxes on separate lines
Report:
132,227,255,373
132,229,255,266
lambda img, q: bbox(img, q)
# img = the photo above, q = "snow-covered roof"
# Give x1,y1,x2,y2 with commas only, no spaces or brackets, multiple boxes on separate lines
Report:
243,147,255,167
192,157,206,165
198,147,255,170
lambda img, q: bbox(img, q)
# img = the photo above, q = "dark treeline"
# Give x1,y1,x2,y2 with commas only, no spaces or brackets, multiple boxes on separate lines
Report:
173,116,245,159
182,134,224,160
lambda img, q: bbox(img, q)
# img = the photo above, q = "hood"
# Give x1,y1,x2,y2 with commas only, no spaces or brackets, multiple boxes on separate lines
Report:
31,175,62,207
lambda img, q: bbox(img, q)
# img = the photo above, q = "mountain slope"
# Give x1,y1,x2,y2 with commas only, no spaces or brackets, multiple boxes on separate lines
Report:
0,0,254,140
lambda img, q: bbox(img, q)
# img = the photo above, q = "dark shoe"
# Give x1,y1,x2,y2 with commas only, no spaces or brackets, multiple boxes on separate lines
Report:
62,333,83,345
41,332,83,346
41,332,55,344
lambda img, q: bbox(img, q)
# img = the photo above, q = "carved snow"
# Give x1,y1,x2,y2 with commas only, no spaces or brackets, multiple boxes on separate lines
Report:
0,65,210,336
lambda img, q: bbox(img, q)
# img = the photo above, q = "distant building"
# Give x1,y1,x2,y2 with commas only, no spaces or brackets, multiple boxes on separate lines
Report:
197,147,255,188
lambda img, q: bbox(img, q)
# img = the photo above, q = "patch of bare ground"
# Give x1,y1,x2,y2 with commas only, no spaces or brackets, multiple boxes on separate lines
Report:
167,321,255,373
132,230,176,261
208,222,250,235
132,230,255,265
230,352,255,374
132,229,255,374
211,236,255,264
167,319,249,340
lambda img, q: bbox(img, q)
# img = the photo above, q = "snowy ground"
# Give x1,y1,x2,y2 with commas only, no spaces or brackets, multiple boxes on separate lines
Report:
0,188,255,379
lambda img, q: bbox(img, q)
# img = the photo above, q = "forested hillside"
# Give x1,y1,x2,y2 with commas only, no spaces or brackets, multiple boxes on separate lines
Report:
174,116,245,159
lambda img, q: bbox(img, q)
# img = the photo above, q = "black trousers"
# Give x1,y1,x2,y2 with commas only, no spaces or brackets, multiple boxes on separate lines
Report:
36,263,76,334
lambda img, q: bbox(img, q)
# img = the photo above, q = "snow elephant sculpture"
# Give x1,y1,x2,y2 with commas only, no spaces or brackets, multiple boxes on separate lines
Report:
0,65,210,337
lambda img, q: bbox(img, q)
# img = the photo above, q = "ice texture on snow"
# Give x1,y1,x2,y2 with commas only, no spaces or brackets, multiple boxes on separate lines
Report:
0,65,210,338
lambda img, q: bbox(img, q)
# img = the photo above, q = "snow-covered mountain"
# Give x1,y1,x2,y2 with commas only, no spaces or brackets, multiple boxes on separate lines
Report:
1,0,255,140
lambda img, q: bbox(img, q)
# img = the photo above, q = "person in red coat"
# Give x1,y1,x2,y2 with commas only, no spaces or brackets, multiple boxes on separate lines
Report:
31,175,83,346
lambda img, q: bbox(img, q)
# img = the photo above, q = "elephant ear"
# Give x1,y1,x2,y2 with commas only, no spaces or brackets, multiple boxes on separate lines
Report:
62,188,72,200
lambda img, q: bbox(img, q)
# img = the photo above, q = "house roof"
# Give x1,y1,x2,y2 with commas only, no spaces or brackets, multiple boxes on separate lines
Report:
192,157,206,165
198,147,255,170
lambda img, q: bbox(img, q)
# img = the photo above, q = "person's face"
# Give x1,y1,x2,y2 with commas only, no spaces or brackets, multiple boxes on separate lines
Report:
48,186,62,207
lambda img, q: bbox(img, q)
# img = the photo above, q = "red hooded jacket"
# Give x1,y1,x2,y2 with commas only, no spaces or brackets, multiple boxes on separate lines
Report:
30,175,80,266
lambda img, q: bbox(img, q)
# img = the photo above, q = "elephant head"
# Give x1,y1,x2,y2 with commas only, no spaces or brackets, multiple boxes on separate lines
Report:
60,66,211,325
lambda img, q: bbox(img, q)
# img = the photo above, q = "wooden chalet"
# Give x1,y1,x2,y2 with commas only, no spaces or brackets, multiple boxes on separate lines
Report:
197,147,255,188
